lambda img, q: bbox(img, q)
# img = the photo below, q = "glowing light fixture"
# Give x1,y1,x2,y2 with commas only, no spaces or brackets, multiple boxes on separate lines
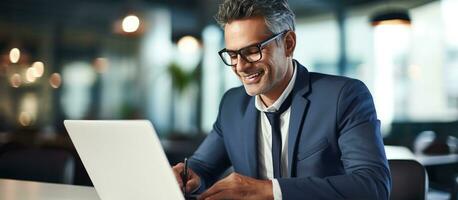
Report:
9,48,20,63
176,35,202,72
32,61,45,77
49,73,62,88
19,111,32,126
10,73,22,88
122,15,140,33
93,57,109,73
26,67,37,83
177,36,200,54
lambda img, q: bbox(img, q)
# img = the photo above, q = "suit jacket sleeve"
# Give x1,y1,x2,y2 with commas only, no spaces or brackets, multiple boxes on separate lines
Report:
277,80,391,200
187,92,231,192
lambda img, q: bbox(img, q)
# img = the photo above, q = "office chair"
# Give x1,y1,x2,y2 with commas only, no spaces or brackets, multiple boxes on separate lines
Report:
0,148,75,184
388,159,428,200
451,174,458,200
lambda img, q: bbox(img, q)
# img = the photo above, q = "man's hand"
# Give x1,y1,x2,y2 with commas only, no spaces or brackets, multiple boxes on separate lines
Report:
198,172,273,200
172,162,201,193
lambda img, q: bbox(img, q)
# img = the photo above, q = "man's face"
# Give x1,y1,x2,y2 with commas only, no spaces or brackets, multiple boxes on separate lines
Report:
224,16,290,97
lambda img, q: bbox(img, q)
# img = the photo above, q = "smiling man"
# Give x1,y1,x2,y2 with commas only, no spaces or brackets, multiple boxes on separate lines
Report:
172,0,391,199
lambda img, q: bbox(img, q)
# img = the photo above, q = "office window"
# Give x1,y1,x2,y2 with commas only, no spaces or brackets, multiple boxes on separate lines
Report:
295,15,339,75
344,0,458,136
406,1,457,121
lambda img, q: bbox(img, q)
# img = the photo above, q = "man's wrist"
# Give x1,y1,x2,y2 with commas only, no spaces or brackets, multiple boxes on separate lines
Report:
261,179,274,200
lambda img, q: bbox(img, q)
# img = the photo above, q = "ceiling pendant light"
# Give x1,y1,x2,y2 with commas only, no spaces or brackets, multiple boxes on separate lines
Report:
122,14,141,33
370,9,411,26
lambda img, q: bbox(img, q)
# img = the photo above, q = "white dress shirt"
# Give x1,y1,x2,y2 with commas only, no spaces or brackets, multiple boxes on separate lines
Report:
254,62,296,200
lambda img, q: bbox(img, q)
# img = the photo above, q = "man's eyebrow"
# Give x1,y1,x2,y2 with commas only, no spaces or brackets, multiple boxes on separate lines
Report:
225,42,260,52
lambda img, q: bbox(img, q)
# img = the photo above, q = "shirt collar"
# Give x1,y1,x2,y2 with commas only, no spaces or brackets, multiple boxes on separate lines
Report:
255,61,297,112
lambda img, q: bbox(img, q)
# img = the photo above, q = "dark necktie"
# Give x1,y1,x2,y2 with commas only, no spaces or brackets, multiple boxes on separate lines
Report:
264,93,293,178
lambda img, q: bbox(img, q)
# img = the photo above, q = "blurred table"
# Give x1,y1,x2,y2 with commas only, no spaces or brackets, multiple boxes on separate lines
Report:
385,145,458,166
416,154,458,166
0,179,100,200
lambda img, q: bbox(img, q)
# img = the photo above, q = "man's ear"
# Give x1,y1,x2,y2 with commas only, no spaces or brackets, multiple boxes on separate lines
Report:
284,31,296,57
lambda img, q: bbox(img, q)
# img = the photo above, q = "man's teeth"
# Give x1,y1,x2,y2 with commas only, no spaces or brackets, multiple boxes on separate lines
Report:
247,72,261,79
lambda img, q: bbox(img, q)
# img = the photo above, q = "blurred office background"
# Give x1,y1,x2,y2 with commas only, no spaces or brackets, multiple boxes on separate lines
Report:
0,0,457,198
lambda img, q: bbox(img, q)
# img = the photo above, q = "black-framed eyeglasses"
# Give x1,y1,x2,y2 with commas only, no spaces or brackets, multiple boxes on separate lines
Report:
218,30,288,66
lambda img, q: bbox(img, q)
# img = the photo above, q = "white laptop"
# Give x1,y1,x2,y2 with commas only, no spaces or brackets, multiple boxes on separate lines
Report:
64,120,185,200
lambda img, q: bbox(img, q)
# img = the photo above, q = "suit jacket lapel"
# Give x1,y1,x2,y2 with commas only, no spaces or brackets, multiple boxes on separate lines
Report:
287,61,311,177
241,97,259,178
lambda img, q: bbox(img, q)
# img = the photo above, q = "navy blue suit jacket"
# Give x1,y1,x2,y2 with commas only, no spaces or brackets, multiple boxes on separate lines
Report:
189,61,391,199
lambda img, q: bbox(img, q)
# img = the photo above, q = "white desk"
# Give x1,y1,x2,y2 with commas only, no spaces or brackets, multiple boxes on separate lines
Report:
385,145,458,166
0,179,100,200
416,154,458,166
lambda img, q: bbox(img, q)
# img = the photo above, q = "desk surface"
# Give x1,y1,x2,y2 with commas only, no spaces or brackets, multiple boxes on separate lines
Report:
0,179,100,200
385,145,458,166
416,154,458,166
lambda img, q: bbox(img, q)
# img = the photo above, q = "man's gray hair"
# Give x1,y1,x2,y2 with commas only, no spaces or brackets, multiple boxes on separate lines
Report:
215,0,296,34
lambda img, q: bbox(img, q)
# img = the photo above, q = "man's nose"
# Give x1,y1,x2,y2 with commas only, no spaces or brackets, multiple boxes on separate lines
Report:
235,54,250,72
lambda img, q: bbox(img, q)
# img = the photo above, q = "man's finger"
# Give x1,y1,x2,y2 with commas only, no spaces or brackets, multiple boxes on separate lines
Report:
200,189,239,200
173,162,184,170
172,163,184,186
186,178,200,192
199,180,230,200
